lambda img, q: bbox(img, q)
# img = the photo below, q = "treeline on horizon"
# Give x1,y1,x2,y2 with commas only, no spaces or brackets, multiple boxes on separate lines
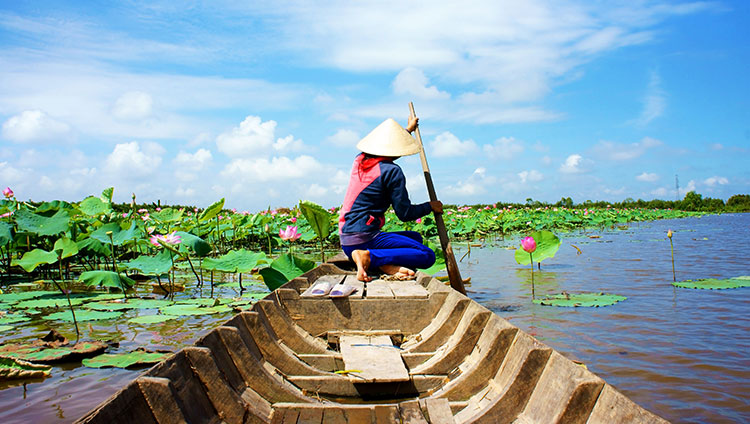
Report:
96,190,750,215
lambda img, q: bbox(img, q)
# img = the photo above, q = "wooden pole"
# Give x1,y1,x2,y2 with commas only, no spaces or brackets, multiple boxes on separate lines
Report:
409,102,466,295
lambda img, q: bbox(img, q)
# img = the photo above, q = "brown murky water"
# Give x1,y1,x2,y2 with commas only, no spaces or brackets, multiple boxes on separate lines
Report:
0,213,748,423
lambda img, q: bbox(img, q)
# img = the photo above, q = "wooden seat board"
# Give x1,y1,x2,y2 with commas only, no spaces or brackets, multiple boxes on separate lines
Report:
389,281,429,299
339,334,409,383
366,280,395,298
341,275,365,298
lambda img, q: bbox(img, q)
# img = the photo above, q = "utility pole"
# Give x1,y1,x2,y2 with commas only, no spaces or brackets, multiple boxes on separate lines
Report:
675,175,680,201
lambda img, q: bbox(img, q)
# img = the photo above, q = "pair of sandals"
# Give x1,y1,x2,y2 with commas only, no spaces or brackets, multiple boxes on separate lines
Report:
306,281,357,298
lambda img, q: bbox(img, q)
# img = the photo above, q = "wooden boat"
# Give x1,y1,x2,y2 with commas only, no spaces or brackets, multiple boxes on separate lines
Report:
77,261,668,423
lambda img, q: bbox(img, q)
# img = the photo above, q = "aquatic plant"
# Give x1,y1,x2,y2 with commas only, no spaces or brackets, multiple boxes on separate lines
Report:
521,236,537,299
299,200,335,262
667,229,676,282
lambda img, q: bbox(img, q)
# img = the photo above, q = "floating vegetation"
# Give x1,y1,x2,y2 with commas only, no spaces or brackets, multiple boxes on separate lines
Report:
82,349,170,369
0,356,52,380
533,292,627,307
673,277,750,290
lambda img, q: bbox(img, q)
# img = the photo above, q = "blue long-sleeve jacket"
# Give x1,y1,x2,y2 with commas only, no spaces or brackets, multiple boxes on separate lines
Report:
339,154,431,246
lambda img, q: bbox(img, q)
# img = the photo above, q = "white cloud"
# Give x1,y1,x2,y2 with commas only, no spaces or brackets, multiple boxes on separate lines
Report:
636,172,659,182
326,129,360,147
560,154,584,174
306,184,328,197
634,70,665,126
2,110,71,143
429,132,477,157
651,187,668,197
392,67,450,100
216,116,277,157
704,176,728,186
684,180,696,193
518,170,543,183
594,136,661,161
173,148,213,182
221,155,323,182
443,167,491,197
103,141,164,179
273,135,305,151
112,91,153,120
483,137,524,160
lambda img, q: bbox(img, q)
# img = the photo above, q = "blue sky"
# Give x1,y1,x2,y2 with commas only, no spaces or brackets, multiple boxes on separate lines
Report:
0,1,747,211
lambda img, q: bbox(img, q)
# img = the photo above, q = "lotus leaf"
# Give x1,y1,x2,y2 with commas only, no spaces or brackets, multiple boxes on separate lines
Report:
53,237,79,259
3,341,108,363
14,209,70,236
299,200,334,240
123,251,173,276
419,241,446,275
43,310,122,322
85,298,169,311
78,196,112,216
129,314,176,324
82,350,170,369
0,313,31,325
34,200,74,214
515,230,561,265
199,198,224,222
0,290,59,304
175,231,211,257
76,237,112,256
0,356,52,380
79,270,135,291
672,278,750,290
0,222,12,246
533,292,627,307
160,304,229,316
90,222,143,246
150,208,183,223
176,298,223,306
202,249,266,273
100,187,114,203
14,297,85,309
259,253,316,291
0,325,13,332
12,249,59,272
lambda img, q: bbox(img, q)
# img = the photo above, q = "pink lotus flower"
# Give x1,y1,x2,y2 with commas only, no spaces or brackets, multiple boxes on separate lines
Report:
415,218,422,224
3,187,13,198
150,232,181,247
0,211,12,218
521,236,537,253
290,217,297,223
138,208,148,213
279,225,301,241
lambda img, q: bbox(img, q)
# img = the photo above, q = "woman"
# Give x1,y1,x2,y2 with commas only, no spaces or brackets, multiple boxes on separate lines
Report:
338,116,443,282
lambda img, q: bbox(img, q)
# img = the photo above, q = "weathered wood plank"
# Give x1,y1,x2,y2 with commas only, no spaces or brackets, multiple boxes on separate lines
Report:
300,275,346,297
389,281,429,299
339,334,409,383
399,400,429,424
365,279,395,299
423,398,455,424
340,275,365,298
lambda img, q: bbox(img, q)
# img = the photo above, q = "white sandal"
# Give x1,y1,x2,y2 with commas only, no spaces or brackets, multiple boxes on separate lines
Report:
303,281,335,297
329,284,357,298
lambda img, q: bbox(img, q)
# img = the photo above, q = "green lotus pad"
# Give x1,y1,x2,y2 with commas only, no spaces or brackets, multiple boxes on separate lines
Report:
533,292,627,307
0,313,32,325
0,341,107,363
84,298,170,311
82,350,171,369
128,315,177,325
0,325,14,332
160,304,230,316
0,291,59,304
43,310,122,322
0,356,52,380
673,277,750,290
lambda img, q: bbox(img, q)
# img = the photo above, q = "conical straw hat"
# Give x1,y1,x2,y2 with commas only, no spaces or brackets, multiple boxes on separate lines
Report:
356,118,421,157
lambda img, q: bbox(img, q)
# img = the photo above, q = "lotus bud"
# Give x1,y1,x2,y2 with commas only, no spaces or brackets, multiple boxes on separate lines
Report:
667,229,673,239
2,187,13,198
521,236,537,253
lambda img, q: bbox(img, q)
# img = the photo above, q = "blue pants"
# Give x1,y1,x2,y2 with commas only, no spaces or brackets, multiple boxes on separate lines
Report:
342,231,436,271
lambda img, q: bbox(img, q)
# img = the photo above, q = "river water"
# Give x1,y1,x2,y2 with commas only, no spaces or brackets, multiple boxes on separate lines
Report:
464,213,750,423
0,213,748,423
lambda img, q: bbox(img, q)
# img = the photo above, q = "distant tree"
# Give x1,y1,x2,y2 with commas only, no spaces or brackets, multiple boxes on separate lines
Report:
680,191,704,211
727,194,750,212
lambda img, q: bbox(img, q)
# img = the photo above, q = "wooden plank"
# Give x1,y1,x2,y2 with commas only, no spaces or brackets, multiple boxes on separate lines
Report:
365,279,394,299
399,400,429,424
423,398,455,424
300,274,345,297
339,334,409,383
389,281,429,299
297,407,323,424
340,275,365,298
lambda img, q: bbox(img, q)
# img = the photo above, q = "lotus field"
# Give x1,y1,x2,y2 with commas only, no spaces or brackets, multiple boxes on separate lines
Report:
0,187,706,372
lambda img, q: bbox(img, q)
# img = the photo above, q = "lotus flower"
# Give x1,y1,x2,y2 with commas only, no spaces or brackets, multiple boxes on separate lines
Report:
521,236,536,253
3,187,13,198
150,232,181,247
416,218,422,224
279,225,301,241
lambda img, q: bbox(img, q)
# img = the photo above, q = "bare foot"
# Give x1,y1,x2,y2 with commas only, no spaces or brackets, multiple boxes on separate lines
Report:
380,264,416,280
351,250,373,282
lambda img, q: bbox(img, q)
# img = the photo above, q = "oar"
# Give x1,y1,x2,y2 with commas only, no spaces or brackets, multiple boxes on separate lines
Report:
408,102,466,295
